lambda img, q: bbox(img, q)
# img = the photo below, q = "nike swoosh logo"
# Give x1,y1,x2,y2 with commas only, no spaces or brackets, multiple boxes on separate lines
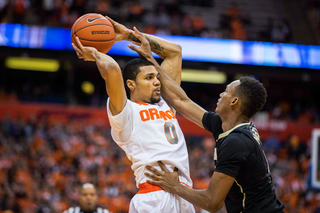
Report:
87,17,103,23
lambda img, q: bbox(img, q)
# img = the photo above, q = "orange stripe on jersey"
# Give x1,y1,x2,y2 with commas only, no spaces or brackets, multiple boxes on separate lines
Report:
137,182,163,194
137,182,190,194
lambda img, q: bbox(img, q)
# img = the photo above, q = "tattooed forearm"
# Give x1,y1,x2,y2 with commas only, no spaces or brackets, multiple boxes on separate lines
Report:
145,36,165,56
128,32,165,56
128,32,141,43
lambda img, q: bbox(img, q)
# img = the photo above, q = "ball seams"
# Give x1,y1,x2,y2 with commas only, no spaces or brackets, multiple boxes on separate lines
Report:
78,37,115,42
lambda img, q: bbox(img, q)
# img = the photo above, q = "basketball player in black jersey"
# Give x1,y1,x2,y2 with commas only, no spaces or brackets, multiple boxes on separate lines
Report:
128,28,285,213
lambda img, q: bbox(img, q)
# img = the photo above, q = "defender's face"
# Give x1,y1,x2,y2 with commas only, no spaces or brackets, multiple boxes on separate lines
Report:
134,65,161,104
216,80,240,117
79,187,98,211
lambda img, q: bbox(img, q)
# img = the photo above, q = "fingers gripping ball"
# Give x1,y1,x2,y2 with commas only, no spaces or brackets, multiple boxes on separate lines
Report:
71,13,115,54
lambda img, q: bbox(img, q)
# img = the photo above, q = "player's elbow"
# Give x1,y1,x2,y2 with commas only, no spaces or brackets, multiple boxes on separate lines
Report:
104,62,119,71
176,44,182,55
170,44,182,56
175,44,182,53
97,62,120,80
202,191,224,213
172,98,189,114
206,201,224,213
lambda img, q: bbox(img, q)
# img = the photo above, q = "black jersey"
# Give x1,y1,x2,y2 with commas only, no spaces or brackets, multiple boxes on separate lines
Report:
202,112,284,213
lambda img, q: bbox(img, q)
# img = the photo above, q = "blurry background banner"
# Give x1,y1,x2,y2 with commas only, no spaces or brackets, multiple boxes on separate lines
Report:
1,23,320,69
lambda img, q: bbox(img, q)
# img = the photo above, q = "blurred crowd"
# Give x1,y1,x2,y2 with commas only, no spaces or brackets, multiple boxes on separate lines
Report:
0,0,292,42
0,110,320,213
306,0,320,43
1,82,320,125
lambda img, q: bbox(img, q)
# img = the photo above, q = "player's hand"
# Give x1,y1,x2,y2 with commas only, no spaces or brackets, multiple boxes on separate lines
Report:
145,161,180,193
128,27,154,61
105,16,131,43
72,37,97,62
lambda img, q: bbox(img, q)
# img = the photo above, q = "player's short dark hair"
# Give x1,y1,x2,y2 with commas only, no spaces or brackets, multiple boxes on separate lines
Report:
122,58,154,97
234,76,267,118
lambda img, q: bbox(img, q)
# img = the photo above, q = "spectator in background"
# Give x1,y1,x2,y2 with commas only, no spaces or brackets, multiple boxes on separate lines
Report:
0,0,10,22
287,135,306,160
192,14,207,36
63,183,110,213
70,0,86,16
239,3,251,26
226,2,240,21
271,25,287,43
126,1,144,23
280,19,292,42
95,0,111,18
11,0,30,24
41,0,54,24
259,18,275,41
264,132,281,154
230,17,247,40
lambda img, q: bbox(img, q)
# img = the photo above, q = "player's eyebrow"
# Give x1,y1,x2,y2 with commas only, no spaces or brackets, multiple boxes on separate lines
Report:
145,72,157,76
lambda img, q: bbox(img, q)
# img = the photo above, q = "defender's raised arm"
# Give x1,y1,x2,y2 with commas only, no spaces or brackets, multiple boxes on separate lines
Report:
128,28,207,128
106,17,182,85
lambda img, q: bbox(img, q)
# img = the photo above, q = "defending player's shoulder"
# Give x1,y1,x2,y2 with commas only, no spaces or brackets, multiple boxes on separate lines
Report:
220,133,248,150
233,122,262,145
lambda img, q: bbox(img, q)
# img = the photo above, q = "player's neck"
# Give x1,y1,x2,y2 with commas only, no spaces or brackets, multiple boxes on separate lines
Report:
130,95,145,104
221,113,250,132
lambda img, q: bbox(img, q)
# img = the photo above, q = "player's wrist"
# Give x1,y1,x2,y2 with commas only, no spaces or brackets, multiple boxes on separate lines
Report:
172,182,183,194
146,56,156,63
92,49,101,60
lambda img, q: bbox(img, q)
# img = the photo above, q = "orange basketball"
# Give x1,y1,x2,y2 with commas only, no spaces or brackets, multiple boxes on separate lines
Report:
71,13,115,54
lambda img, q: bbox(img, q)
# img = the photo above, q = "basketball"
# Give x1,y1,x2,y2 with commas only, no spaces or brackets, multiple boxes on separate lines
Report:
71,13,115,54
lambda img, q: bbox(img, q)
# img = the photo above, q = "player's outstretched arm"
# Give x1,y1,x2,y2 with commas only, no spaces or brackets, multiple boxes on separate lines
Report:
129,28,206,128
72,37,126,115
145,161,235,213
106,16,182,85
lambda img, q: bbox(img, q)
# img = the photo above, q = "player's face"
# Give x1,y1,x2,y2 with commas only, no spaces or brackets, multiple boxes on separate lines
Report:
134,65,161,104
79,187,98,211
216,80,240,117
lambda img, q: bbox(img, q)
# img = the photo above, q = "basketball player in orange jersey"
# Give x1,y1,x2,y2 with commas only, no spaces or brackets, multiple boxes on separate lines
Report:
72,17,195,212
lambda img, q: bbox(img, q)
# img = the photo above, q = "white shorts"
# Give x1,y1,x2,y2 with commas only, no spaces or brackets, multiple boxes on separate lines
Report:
129,190,195,213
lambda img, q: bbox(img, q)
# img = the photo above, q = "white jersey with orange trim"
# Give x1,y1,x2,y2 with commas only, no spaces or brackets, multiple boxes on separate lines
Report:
107,97,193,188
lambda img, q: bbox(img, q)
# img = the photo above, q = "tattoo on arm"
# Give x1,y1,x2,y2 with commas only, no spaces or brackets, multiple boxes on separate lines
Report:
145,36,165,55
128,32,165,56
128,32,140,43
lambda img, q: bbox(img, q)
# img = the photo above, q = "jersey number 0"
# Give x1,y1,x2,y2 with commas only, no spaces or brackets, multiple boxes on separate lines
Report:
164,122,178,144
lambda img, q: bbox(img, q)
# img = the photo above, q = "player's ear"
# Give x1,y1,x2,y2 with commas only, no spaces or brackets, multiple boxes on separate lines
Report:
127,79,135,91
231,97,238,106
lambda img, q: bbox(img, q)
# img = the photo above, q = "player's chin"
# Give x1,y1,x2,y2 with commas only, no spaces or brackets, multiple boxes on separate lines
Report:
84,203,94,211
215,106,219,113
150,95,160,104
